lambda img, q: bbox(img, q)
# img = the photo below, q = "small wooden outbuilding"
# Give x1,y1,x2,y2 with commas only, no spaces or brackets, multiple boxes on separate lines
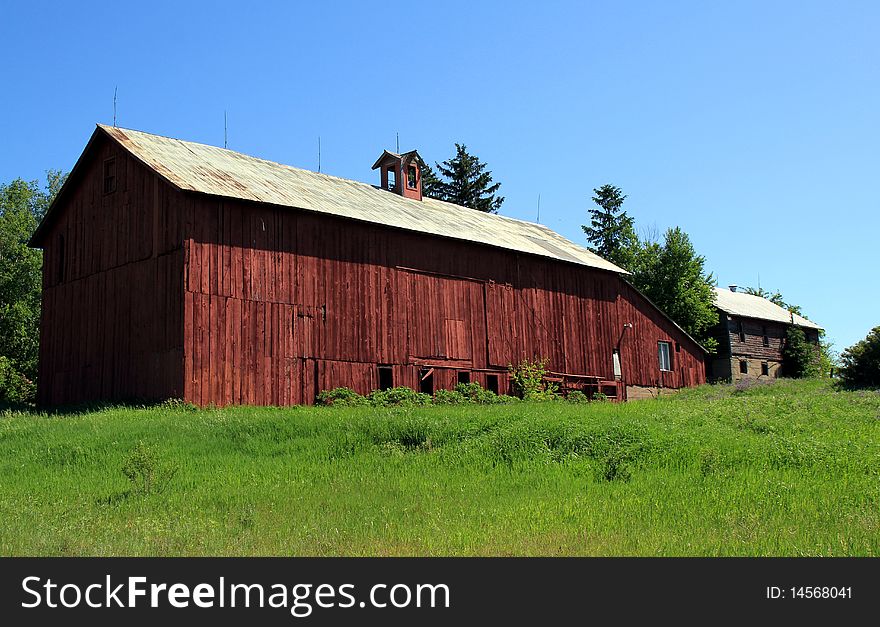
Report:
707,286,822,382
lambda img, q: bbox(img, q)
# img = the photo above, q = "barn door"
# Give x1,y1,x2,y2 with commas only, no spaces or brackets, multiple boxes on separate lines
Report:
404,269,476,364
485,281,515,367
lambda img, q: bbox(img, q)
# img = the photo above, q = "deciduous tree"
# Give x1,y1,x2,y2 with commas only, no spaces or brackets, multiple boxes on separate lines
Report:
0,171,65,402
837,326,880,390
629,227,718,352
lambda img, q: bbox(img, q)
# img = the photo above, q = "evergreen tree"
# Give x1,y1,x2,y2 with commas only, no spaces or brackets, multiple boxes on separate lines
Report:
581,184,639,270
629,227,719,352
432,144,504,213
416,155,442,199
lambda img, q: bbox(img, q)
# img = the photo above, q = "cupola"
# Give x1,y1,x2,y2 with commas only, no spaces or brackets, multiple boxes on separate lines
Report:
371,149,422,201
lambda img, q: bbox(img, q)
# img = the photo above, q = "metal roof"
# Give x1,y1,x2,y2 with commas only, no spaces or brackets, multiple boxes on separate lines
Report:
713,287,822,330
97,125,627,274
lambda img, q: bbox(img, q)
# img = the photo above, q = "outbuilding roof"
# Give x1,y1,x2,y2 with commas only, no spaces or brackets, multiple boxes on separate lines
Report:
42,125,627,274
713,287,822,330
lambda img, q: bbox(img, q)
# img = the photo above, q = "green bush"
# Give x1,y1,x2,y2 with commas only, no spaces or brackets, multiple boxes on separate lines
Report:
121,441,178,495
0,356,36,405
837,326,880,390
783,326,814,378
367,387,432,407
158,398,198,412
508,358,560,401
316,387,368,407
432,389,468,405
566,390,589,404
317,384,517,408
454,382,500,404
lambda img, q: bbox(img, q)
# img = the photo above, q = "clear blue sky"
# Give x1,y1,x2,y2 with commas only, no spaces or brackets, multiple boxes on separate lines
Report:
2,1,877,353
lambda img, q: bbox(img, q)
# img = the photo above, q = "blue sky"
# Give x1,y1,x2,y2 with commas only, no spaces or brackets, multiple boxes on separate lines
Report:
2,1,877,353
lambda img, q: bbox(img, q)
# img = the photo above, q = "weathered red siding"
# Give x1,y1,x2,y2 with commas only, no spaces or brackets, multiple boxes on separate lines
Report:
179,194,706,406
37,136,184,405
35,134,706,407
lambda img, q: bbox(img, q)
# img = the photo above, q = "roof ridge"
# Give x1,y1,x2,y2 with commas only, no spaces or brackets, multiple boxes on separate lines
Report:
100,125,556,229
94,124,627,275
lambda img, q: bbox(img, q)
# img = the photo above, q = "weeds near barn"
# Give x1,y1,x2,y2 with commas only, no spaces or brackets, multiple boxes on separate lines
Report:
0,379,878,556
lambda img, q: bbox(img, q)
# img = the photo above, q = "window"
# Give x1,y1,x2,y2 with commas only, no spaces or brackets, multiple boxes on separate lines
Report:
386,168,396,191
675,342,681,353
658,341,672,371
739,360,748,374
762,326,769,347
457,371,470,385
738,321,745,343
407,164,417,189
486,375,499,395
378,366,393,391
419,368,434,395
103,157,117,194
761,362,769,376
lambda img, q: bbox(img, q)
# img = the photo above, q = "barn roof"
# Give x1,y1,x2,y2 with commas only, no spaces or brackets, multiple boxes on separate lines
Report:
713,287,822,330
39,125,626,274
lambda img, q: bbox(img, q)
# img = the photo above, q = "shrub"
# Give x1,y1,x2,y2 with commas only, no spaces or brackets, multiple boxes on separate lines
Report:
508,358,559,401
837,326,880,390
805,334,838,378
591,391,609,402
367,386,432,407
783,326,814,378
432,389,468,405
316,387,368,407
598,449,633,482
121,441,178,495
454,382,500,404
0,356,36,405
566,390,589,404
158,398,198,412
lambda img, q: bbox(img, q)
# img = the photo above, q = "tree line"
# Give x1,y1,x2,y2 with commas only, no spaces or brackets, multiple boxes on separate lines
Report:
0,171,65,403
580,183,841,377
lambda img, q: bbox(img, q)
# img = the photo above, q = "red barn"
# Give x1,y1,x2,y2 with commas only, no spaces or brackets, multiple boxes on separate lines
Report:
29,125,706,406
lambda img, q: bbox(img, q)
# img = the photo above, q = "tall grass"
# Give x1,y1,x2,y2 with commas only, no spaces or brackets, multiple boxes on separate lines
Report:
0,378,877,556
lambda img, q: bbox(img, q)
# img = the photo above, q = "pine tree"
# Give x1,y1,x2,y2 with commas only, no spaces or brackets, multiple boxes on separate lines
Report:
432,144,504,213
581,184,639,270
416,155,442,199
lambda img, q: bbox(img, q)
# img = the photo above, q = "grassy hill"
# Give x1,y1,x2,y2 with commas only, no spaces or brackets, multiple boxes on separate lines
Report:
1,378,878,556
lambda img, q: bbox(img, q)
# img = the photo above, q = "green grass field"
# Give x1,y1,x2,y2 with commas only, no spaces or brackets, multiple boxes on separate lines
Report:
1,379,878,556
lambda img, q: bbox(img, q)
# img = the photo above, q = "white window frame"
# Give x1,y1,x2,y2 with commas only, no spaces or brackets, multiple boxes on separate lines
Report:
658,341,672,372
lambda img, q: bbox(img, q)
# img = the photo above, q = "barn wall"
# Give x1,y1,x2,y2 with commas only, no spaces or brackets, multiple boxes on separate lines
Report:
37,136,184,405
181,195,706,406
